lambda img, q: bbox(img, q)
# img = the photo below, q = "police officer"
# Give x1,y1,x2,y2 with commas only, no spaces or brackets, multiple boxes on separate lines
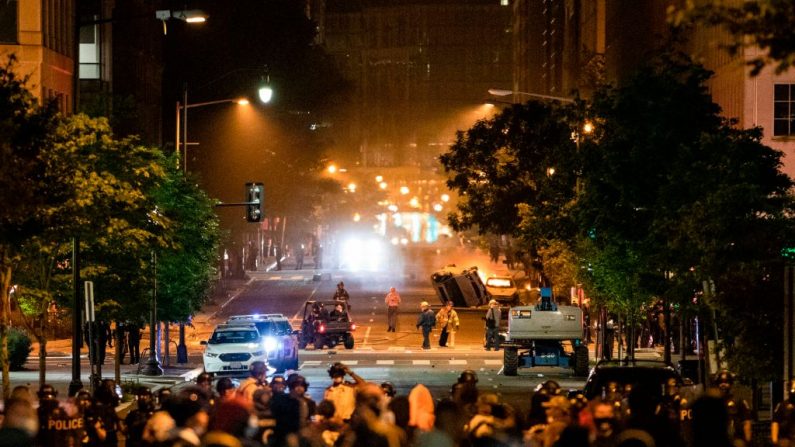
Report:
380,381,397,404
127,321,142,364
656,377,688,433
333,282,350,302
527,380,561,427
155,388,172,410
324,362,364,421
196,372,218,409
270,375,288,395
715,370,752,446
36,384,67,446
458,369,479,385
74,390,93,445
124,387,155,447
85,379,122,446
602,381,627,421
772,379,795,446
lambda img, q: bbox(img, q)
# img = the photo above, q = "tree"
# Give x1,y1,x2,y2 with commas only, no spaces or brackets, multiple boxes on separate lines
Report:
576,50,794,375
439,101,583,290
0,57,60,398
12,114,170,386
671,0,795,75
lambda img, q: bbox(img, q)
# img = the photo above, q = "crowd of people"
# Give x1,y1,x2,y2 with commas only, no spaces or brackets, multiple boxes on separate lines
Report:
0,361,784,447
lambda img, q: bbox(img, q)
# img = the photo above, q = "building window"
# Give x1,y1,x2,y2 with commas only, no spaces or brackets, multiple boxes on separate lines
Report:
0,0,18,43
79,23,101,79
774,84,795,137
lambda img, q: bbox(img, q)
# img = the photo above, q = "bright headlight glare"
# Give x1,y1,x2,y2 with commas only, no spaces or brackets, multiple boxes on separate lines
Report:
263,337,279,352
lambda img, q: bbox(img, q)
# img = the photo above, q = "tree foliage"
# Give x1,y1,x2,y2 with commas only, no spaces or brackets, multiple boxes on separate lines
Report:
153,164,222,322
0,56,60,397
443,49,795,380
1,55,224,388
671,0,795,75
441,101,579,238
577,50,794,379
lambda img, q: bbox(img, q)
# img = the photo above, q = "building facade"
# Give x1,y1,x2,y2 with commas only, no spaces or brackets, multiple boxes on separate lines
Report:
511,0,795,178
0,0,75,113
324,0,513,169
0,0,165,144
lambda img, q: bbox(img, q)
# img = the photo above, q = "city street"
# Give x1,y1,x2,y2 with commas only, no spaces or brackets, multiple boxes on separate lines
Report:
205,247,589,408
16,246,593,411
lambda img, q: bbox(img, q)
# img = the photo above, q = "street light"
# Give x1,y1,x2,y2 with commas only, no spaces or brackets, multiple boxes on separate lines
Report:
155,9,208,33
176,92,251,173
487,88,575,104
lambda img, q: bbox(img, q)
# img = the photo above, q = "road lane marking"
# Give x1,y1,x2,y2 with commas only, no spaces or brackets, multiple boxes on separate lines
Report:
449,359,467,365
301,361,322,367
362,327,371,347
412,360,431,365
209,277,255,318
291,283,322,322
345,360,359,365
376,360,394,365
484,359,502,365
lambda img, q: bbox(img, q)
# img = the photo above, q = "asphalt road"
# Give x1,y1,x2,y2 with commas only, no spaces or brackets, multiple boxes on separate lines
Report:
13,245,588,412
210,245,588,412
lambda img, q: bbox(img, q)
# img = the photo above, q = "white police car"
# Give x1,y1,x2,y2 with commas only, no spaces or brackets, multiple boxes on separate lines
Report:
201,323,268,376
226,314,299,371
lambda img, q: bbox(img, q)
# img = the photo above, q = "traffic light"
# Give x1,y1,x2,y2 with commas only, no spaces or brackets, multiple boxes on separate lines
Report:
246,182,263,222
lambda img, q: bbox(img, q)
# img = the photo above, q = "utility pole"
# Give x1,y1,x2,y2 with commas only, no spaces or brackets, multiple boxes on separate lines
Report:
141,251,163,376
68,237,83,396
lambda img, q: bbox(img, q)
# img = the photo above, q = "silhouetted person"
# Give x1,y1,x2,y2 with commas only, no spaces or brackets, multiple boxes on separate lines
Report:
127,321,142,364
691,391,732,447
295,245,304,270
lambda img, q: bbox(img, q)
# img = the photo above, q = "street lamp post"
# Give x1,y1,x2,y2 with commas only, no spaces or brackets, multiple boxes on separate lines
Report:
176,88,251,173
171,87,258,363
140,251,164,376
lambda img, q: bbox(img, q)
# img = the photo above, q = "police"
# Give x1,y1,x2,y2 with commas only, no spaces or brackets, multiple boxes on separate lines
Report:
527,380,561,427
656,377,688,432
602,381,626,420
36,384,67,446
458,369,479,386
772,379,795,446
715,370,752,446
124,387,155,447
74,390,93,445
84,379,122,446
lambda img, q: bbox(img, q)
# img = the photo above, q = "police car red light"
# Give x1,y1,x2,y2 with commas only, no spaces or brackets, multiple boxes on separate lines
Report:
350,323,356,331
319,324,326,333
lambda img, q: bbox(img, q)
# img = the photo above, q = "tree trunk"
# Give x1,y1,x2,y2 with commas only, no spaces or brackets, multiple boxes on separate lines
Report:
0,260,12,400
38,335,47,387
663,296,672,364
114,321,121,384
164,323,170,367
